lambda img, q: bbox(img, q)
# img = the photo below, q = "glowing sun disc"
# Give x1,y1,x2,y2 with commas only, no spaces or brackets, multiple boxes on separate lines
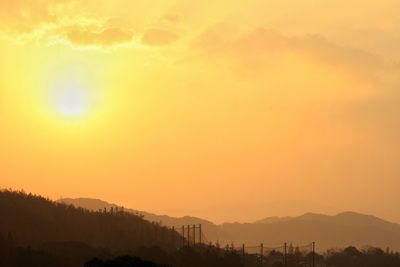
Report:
52,79,91,117
56,89,88,116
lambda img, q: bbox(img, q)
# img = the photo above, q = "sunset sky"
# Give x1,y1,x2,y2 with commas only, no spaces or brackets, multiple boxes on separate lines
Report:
1,0,400,224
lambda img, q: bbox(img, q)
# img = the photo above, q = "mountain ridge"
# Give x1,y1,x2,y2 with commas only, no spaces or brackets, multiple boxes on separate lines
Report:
59,197,400,251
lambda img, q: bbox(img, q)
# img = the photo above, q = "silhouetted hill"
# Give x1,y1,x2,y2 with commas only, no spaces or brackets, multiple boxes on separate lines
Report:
59,198,231,244
0,190,181,251
60,198,400,251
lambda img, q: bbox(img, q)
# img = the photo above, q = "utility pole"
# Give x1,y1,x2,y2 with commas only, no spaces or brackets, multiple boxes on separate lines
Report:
171,227,175,247
193,224,196,246
312,242,315,267
154,224,158,242
182,226,185,247
284,242,287,267
242,244,245,266
187,225,190,246
260,243,264,267
199,224,202,245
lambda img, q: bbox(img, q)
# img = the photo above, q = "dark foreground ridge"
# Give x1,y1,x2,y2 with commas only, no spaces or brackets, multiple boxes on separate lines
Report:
84,256,166,267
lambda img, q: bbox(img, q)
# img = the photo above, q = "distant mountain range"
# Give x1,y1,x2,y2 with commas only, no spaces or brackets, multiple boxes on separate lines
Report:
59,198,400,251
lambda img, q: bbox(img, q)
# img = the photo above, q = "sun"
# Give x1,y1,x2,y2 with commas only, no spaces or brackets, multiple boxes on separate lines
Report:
41,55,107,124
51,71,91,118
56,88,88,117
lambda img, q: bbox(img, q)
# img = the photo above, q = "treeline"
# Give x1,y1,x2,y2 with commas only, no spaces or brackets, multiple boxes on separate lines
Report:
2,237,400,267
244,246,400,267
85,256,165,267
89,246,400,267
0,189,181,251
0,240,242,267
326,246,400,267
85,246,243,267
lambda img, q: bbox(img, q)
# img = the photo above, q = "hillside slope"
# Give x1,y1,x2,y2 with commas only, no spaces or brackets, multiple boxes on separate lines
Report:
59,198,231,243
0,190,180,251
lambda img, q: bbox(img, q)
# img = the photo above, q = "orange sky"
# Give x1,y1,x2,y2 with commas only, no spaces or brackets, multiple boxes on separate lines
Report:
1,0,400,224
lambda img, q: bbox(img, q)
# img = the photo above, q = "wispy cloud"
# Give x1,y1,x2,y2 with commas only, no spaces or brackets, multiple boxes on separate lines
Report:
0,0,184,49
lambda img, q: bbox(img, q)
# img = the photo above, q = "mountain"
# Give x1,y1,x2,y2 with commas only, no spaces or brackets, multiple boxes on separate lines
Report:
254,216,293,224
220,212,400,250
60,198,400,251
59,198,231,244
0,190,180,251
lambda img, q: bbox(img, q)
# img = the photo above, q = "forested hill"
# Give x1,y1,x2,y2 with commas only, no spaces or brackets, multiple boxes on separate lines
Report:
0,190,180,251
